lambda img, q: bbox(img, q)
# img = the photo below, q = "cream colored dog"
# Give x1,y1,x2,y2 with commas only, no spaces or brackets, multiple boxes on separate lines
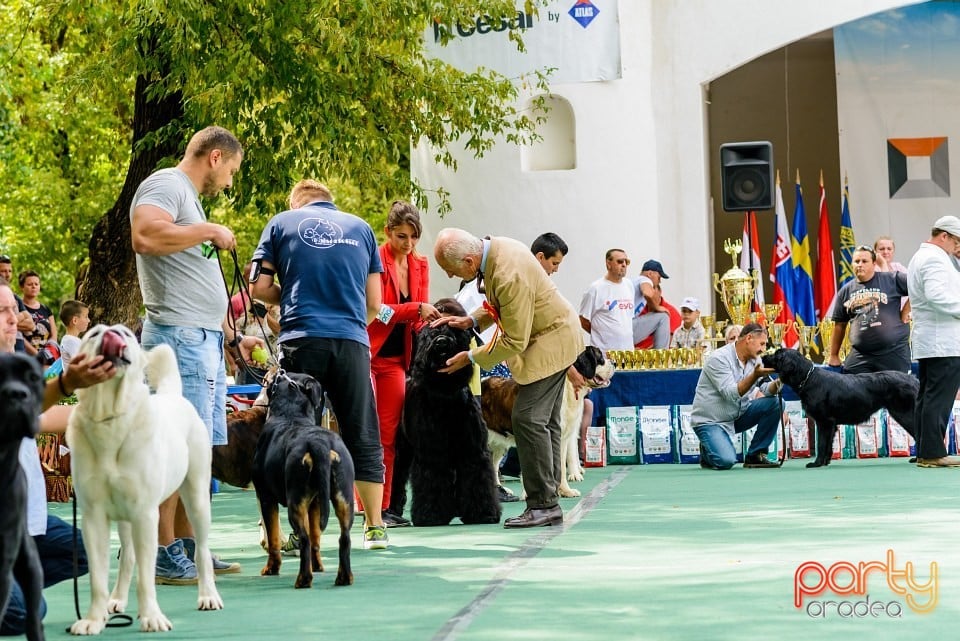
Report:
67,324,222,634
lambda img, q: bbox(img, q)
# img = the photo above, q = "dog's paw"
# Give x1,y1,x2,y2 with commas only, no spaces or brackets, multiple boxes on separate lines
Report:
294,573,314,589
567,471,585,482
558,485,581,498
107,597,127,614
70,618,106,636
139,613,173,632
197,593,224,611
334,570,354,586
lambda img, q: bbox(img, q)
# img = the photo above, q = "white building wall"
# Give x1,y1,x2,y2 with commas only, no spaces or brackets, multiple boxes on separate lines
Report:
413,0,917,316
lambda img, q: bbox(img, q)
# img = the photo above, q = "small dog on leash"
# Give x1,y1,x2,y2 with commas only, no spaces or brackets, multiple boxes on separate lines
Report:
0,354,46,641
252,371,355,588
481,346,615,498
67,324,222,634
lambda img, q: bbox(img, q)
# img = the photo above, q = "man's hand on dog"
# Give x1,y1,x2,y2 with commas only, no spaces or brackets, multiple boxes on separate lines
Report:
439,350,472,374
566,365,586,399
65,352,117,390
430,315,474,331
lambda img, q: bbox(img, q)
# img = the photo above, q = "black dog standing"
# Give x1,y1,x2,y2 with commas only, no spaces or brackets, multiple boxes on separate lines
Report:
0,354,46,641
762,348,918,468
252,372,355,588
403,322,502,527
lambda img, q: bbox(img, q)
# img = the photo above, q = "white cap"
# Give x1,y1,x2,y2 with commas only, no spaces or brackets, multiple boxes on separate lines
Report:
934,215,960,238
680,296,700,311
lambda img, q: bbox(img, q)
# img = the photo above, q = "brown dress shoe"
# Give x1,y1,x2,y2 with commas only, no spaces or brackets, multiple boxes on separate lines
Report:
503,505,563,528
917,456,960,468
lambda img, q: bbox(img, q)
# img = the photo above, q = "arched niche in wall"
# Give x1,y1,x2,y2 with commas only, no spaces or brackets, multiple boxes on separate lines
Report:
521,94,576,171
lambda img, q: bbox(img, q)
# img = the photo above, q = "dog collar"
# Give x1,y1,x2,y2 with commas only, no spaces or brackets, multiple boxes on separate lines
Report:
796,365,815,391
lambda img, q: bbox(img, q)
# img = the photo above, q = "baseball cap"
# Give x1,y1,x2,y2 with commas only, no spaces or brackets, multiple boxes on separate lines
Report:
641,259,669,279
933,215,960,238
680,297,700,311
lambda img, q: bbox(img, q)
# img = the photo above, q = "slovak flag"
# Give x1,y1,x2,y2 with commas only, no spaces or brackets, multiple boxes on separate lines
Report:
740,211,765,311
770,172,799,348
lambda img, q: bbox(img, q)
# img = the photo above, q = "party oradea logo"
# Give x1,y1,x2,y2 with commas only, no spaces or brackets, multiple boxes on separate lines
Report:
794,550,938,618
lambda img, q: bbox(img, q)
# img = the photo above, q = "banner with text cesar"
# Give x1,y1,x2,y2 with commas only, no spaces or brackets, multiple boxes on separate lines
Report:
424,1,621,83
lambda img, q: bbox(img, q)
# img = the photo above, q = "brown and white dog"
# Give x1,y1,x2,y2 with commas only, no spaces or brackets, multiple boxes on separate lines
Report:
67,325,222,634
481,346,615,498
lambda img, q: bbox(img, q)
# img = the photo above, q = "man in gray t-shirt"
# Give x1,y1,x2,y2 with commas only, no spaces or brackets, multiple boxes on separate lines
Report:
827,246,910,373
130,126,263,584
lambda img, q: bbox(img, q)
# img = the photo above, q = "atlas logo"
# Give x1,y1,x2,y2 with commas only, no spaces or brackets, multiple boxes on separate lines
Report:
433,12,534,43
569,0,599,29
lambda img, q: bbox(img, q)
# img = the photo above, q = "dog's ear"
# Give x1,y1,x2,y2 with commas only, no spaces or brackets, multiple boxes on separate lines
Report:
303,376,324,411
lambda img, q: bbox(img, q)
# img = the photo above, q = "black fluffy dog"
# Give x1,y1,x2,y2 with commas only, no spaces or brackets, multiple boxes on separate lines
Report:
403,322,502,526
762,348,918,468
0,354,46,641
252,372,355,588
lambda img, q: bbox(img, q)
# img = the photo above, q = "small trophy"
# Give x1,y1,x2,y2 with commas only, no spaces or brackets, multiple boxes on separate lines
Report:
713,239,760,326
768,323,786,349
793,321,820,360
818,318,836,355
763,302,783,327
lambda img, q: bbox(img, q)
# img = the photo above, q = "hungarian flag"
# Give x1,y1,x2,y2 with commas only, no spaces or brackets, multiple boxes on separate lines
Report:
815,171,837,322
838,176,856,288
770,172,798,348
790,171,817,327
740,211,765,311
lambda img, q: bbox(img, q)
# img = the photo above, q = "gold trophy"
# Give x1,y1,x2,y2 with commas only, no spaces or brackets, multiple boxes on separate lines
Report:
793,321,820,360
818,318,836,356
713,239,760,326
768,323,786,349
763,302,783,327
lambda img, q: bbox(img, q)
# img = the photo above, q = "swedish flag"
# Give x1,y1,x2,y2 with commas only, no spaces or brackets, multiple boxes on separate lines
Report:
790,173,816,326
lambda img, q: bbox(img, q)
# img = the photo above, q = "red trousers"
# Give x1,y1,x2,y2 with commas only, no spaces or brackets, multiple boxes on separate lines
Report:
371,355,406,508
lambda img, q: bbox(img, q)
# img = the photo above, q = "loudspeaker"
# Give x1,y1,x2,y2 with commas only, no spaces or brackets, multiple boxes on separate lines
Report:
720,141,774,211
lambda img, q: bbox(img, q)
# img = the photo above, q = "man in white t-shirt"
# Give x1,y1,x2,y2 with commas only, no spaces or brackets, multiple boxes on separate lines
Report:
578,249,635,351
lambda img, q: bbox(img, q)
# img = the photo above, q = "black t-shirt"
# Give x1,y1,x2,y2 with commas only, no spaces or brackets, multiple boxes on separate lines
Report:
831,271,909,360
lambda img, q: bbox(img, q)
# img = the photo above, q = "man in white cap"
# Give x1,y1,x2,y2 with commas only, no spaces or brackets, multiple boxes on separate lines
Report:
907,215,960,468
670,296,705,349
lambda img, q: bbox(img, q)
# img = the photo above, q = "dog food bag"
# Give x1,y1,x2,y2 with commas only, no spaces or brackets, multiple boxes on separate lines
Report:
639,405,675,464
605,406,640,465
584,425,606,467
674,405,701,464
886,413,914,457
854,413,881,458
784,401,811,458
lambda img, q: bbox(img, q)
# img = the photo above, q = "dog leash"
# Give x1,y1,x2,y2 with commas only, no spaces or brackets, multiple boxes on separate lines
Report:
68,490,133,631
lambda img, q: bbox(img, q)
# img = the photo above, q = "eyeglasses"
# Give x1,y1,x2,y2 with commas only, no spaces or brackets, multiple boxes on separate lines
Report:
0,255,10,262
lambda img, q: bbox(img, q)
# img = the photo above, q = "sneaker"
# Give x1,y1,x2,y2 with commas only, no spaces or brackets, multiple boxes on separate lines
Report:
281,532,301,557
699,443,710,469
363,525,389,550
181,537,241,575
743,453,779,469
917,456,960,468
155,540,198,585
382,511,412,528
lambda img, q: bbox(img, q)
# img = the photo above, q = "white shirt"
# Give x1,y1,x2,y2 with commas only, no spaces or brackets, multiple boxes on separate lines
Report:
19,438,47,536
908,241,960,359
578,277,635,351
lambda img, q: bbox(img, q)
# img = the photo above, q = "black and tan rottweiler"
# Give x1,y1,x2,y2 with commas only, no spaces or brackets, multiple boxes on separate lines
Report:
252,372,354,588
0,353,46,641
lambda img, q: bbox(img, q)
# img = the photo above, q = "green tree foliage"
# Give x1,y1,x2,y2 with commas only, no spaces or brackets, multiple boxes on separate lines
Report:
0,0,549,326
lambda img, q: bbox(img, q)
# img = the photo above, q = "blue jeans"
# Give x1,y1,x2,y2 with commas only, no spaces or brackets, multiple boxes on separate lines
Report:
694,396,781,470
0,516,87,636
141,321,227,445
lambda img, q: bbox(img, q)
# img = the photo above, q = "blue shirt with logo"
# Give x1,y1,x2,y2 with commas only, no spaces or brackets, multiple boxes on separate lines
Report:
253,201,382,346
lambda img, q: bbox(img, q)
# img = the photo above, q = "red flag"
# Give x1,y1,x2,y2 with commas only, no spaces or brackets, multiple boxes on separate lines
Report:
815,171,837,322
740,211,765,311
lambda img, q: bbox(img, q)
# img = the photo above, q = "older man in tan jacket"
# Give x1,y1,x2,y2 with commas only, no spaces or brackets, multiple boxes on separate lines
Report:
433,228,585,528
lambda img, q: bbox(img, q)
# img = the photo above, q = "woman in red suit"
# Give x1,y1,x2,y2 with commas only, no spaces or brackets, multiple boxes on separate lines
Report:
368,201,440,527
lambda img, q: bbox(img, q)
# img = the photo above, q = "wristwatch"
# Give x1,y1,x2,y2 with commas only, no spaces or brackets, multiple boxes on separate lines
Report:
227,335,241,349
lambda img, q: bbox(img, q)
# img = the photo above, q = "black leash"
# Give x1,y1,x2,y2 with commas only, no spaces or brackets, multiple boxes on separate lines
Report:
67,491,133,631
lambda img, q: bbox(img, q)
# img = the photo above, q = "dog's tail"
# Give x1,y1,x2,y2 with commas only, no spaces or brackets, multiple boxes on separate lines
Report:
144,344,183,395
289,435,335,530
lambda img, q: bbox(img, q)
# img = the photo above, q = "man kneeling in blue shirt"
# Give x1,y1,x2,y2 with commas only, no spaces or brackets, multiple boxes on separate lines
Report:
690,322,782,470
